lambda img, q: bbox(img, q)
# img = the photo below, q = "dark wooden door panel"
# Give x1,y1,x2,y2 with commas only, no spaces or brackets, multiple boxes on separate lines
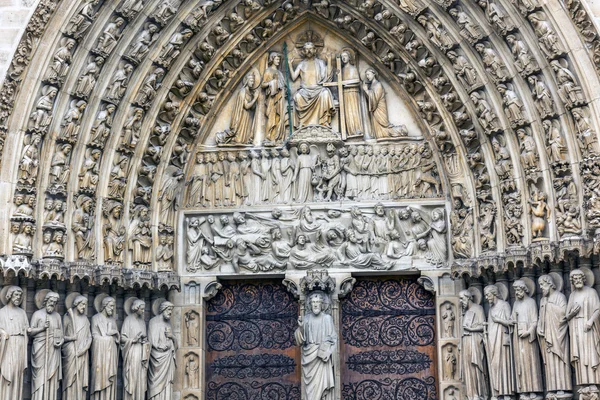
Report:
205,281,300,400
341,278,438,400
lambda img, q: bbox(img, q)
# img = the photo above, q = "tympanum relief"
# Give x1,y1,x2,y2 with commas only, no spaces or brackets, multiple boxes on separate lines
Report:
209,29,418,146
182,27,447,277
183,203,447,275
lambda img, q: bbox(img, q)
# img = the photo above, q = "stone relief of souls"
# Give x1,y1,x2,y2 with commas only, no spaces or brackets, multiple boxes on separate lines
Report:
216,31,407,145
185,204,448,274
186,143,441,208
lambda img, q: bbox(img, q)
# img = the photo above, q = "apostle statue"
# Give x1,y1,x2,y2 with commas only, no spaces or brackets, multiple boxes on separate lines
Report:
484,284,515,399
90,295,120,400
121,298,149,400
537,274,572,396
510,280,543,399
62,293,92,400
0,286,29,400
30,290,64,400
295,292,337,400
288,41,335,127
262,52,286,143
566,269,600,387
459,289,488,400
362,68,406,138
148,300,177,400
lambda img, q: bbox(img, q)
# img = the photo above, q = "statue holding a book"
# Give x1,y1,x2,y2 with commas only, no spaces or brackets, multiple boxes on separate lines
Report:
295,292,337,400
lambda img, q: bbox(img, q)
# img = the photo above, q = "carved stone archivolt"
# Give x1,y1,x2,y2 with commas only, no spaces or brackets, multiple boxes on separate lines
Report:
2,0,600,399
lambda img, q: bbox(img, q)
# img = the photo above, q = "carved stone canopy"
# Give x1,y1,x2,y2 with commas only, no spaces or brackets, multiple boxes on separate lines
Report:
300,270,336,294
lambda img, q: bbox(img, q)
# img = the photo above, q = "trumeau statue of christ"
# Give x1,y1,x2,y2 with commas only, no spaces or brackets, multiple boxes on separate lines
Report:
295,292,337,400
288,42,335,128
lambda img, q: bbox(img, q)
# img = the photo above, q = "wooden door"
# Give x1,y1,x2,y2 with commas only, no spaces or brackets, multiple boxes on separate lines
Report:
205,280,301,399
340,278,438,400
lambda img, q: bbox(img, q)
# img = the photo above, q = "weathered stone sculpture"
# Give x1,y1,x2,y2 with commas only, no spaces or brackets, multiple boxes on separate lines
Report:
459,289,488,400
362,68,406,138
262,52,286,143
90,295,119,400
537,274,572,397
30,291,63,400
566,269,600,388
288,41,335,127
485,284,515,399
62,293,92,400
121,298,149,400
148,300,177,400
295,292,337,400
511,280,543,400
0,286,29,400
229,70,260,144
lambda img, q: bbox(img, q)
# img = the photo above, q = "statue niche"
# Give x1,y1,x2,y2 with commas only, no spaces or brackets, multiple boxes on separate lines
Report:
214,29,409,145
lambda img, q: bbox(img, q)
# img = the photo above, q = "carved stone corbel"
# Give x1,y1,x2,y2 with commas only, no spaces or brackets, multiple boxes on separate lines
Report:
338,277,356,299
417,275,436,295
283,278,300,299
202,280,222,301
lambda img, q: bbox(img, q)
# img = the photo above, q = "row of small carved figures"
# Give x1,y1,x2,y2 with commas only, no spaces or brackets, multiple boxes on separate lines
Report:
187,143,440,206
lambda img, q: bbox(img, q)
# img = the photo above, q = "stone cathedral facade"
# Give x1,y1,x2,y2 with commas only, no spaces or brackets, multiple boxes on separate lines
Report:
1,0,600,399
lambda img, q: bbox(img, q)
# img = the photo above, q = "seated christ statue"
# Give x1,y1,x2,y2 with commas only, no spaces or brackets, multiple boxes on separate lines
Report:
289,42,335,127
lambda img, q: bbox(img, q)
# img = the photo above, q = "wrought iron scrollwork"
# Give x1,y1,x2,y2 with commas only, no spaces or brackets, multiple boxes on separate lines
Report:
211,353,296,379
342,376,437,400
342,279,436,347
206,381,301,400
206,282,298,351
346,349,432,375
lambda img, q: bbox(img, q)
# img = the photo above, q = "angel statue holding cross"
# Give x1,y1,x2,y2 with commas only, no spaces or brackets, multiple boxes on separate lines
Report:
288,38,335,128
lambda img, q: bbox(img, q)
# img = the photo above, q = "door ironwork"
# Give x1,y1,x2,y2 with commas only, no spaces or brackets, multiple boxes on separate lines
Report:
205,280,301,400
340,278,438,400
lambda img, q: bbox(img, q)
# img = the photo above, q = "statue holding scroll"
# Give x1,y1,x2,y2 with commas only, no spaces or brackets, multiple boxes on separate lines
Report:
62,293,92,400
30,291,63,400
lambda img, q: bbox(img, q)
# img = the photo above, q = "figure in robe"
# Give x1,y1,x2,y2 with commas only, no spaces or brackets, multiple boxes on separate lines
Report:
90,296,119,400
510,280,543,399
148,301,177,400
121,299,149,400
30,291,64,400
537,274,572,395
566,269,600,386
288,42,335,127
362,68,406,138
295,293,336,400
459,289,488,400
293,143,315,202
231,71,259,144
62,294,92,400
0,286,29,400
263,52,286,143
484,285,516,398
340,49,363,137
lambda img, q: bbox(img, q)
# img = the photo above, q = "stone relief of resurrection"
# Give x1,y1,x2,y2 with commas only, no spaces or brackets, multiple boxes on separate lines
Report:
183,203,448,275
212,29,411,146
